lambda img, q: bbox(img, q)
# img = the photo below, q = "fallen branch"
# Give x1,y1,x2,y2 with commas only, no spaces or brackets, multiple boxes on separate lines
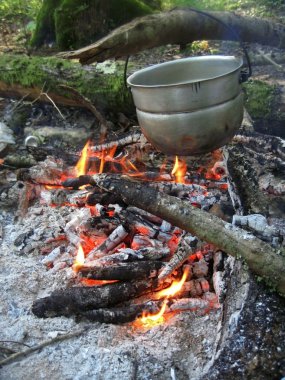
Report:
0,328,87,367
59,9,285,64
93,174,285,296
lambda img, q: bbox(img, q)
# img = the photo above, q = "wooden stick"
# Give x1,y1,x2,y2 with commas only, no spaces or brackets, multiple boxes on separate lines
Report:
93,174,285,297
80,301,162,324
79,261,164,281
32,280,160,318
0,328,87,367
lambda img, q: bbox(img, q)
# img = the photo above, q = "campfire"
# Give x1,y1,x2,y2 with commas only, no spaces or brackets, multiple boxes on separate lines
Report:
14,132,233,326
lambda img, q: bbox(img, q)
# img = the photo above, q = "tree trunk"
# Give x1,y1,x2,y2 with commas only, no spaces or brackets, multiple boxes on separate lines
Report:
59,8,285,64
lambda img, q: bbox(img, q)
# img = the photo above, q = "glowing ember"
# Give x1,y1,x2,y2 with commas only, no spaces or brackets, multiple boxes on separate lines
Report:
72,244,85,273
75,140,90,176
171,156,187,183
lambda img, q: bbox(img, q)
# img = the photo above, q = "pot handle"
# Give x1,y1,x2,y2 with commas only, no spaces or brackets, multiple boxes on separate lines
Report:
187,8,252,83
124,8,252,88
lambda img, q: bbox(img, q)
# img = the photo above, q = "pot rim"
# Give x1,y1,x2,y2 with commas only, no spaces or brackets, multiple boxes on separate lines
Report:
127,55,243,88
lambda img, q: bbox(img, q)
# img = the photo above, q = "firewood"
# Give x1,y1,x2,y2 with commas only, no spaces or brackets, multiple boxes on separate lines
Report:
90,131,147,152
159,234,197,280
78,261,164,281
86,224,129,260
32,280,159,318
62,175,95,189
92,174,285,297
80,301,162,324
84,247,170,267
169,298,215,313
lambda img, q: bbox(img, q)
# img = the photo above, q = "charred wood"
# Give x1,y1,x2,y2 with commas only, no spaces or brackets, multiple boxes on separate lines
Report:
226,144,284,216
32,280,160,318
62,175,96,189
90,131,147,152
78,261,164,281
159,234,197,280
93,174,285,297
80,300,162,324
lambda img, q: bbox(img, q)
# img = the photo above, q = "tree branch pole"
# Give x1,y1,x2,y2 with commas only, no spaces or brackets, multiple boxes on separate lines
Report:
59,9,285,64
93,174,285,297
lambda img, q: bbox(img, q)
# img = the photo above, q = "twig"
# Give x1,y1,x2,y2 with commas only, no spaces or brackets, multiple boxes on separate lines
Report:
59,84,109,140
0,328,87,367
31,82,65,120
42,92,65,119
0,340,31,348
256,48,284,70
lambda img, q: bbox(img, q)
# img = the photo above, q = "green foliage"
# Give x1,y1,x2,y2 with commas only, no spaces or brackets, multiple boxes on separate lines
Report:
161,0,284,15
243,80,276,119
0,0,42,22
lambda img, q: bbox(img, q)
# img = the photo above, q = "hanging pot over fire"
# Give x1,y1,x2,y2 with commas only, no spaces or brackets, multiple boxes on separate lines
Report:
127,9,251,156
128,55,247,155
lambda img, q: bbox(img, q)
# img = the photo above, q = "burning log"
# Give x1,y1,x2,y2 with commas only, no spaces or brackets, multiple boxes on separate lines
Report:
62,175,96,189
86,224,129,260
90,131,148,152
93,174,285,297
78,261,164,281
80,300,162,324
32,280,161,318
159,234,197,280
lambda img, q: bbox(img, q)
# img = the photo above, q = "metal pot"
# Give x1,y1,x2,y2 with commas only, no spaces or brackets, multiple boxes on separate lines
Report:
127,55,245,155
127,56,243,113
136,92,244,156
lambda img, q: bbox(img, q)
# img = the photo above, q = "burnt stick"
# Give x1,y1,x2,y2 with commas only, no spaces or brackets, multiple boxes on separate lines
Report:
78,261,164,281
32,280,160,318
80,301,162,324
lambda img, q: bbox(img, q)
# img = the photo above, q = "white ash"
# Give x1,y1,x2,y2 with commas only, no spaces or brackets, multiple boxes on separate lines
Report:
0,202,223,380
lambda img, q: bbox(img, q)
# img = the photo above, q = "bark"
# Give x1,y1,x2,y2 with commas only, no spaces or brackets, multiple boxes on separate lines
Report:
32,279,159,318
92,174,285,297
59,9,285,64
78,261,164,281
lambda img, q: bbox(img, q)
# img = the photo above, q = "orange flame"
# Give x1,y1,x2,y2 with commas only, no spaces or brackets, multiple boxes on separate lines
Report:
75,141,90,176
72,243,85,273
171,156,187,183
157,266,190,298
139,299,168,327
136,267,189,327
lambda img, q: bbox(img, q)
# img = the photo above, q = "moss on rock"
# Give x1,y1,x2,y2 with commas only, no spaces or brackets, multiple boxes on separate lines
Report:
243,80,276,119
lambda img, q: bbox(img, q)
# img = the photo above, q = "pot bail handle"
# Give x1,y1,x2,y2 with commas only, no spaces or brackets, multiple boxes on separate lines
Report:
187,7,252,83
124,8,252,88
